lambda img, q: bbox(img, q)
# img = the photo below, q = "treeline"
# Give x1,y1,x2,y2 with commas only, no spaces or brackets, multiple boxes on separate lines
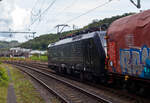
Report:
0,40,20,49
20,31,75,50
20,13,134,50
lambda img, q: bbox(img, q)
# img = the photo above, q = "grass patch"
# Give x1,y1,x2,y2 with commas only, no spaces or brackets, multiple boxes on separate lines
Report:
30,55,48,62
0,55,48,62
0,57,25,62
0,66,9,103
8,65,45,103
0,86,8,103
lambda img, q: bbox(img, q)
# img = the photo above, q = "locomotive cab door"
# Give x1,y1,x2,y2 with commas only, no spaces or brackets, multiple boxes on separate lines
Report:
82,38,95,80
83,39,93,72
83,38,103,75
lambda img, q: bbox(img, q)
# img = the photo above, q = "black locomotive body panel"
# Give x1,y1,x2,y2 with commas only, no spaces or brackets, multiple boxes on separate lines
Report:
48,40,83,64
48,31,106,77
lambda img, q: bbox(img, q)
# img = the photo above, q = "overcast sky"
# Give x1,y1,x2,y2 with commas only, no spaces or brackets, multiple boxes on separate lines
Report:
0,0,150,42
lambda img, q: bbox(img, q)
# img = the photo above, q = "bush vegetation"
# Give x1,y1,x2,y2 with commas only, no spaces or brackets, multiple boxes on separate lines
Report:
29,54,48,62
0,66,9,103
0,66,8,85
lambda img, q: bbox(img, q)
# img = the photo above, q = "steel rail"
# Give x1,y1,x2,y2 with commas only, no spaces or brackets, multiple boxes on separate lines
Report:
9,62,112,103
14,65,70,103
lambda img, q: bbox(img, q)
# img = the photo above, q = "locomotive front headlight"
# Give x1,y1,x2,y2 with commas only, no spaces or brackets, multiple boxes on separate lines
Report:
110,61,113,67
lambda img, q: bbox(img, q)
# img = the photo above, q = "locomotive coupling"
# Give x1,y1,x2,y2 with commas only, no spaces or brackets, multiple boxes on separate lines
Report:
125,75,129,81
104,35,109,39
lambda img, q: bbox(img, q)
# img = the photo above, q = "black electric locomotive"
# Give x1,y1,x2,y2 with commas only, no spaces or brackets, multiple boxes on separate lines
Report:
48,31,107,81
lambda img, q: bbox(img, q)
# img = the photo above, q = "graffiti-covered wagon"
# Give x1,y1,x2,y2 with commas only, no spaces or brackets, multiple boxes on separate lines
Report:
107,10,150,91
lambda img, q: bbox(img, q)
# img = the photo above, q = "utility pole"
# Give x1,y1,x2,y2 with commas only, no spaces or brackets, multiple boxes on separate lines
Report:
28,32,36,39
130,0,141,9
32,32,36,38
72,24,78,30
0,31,36,40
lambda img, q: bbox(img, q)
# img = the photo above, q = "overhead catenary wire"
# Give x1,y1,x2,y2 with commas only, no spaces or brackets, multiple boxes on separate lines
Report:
63,0,140,24
46,0,78,23
29,0,78,34
39,0,46,11
31,0,40,16
28,0,141,36
45,0,78,32
65,0,113,23
29,0,57,28
32,0,113,34
47,0,113,33
62,0,77,12
31,0,111,33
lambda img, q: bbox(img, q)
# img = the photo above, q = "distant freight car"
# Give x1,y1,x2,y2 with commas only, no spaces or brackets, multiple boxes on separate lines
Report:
48,31,106,81
107,9,150,91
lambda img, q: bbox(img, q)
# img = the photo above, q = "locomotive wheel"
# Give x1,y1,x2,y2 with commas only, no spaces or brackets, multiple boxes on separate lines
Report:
88,74,93,81
55,67,59,73
62,67,67,74
48,65,51,68
80,72,84,81
58,67,61,73
137,87,145,96
128,82,137,93
66,68,71,74
85,73,93,81
122,82,127,90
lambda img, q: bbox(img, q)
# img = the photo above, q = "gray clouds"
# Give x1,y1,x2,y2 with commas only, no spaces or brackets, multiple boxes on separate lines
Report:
0,0,150,42
0,0,31,39
0,0,14,33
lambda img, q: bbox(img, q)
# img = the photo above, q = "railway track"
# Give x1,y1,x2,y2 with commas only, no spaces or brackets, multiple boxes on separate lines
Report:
6,61,113,103
14,65,68,103
4,60,149,103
